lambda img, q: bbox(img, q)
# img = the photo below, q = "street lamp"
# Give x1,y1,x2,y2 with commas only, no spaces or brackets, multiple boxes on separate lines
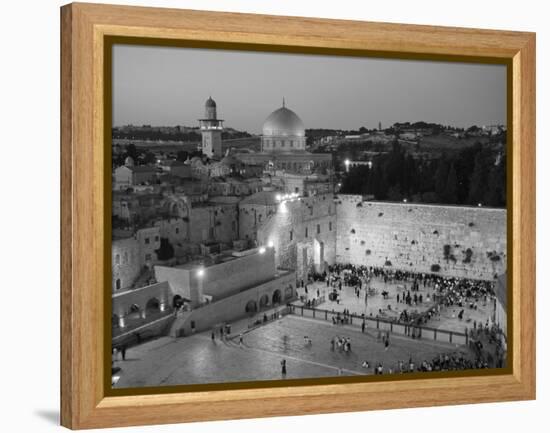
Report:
259,247,266,254
197,268,205,277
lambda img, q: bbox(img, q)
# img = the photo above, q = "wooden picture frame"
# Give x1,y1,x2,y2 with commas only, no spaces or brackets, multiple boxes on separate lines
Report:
60,2,536,429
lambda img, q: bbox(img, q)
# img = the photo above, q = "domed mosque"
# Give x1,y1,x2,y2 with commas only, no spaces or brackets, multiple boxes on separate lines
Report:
261,99,307,153
235,99,332,175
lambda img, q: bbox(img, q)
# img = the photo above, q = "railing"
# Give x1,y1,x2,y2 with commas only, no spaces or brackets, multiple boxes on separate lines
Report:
295,295,326,308
288,304,468,346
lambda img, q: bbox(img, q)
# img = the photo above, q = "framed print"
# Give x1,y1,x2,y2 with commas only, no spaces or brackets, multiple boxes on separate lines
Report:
60,3,536,429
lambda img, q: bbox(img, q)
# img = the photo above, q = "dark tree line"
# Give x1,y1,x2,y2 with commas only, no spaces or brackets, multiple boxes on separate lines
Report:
112,128,251,142
340,141,506,207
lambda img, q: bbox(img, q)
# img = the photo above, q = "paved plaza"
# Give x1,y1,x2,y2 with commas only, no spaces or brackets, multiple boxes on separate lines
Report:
297,276,494,333
113,313,471,388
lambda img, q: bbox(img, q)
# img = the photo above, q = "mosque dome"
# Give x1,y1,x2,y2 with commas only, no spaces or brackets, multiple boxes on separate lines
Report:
262,105,305,137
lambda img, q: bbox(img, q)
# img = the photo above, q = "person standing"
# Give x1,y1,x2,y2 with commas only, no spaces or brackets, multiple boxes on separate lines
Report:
281,359,287,376
121,345,127,361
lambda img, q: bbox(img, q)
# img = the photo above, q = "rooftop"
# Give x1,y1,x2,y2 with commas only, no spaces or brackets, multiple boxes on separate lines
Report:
239,190,281,206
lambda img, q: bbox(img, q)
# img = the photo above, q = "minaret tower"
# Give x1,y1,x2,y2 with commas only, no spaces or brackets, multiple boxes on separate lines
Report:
198,96,224,159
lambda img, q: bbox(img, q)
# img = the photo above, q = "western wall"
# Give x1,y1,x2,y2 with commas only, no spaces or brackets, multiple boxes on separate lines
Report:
335,195,507,280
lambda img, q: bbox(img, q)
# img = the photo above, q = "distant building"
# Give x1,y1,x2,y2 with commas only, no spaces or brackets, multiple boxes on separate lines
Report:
113,157,157,190
159,160,192,179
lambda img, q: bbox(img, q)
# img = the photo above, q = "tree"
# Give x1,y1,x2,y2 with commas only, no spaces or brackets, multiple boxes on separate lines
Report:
443,163,458,204
434,159,448,202
143,152,157,165
467,153,486,205
176,150,189,162
125,143,139,161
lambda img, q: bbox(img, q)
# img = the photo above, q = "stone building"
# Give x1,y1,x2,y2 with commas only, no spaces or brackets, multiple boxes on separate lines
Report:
238,191,280,243
256,193,337,280
111,226,161,292
113,157,157,190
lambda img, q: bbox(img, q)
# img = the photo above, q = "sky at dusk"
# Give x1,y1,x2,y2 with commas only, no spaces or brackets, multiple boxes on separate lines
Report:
112,44,507,134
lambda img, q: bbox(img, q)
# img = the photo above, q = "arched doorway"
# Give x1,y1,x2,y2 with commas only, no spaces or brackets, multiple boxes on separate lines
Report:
127,303,141,320
115,278,121,291
245,300,257,314
259,294,269,309
272,289,282,305
145,297,160,313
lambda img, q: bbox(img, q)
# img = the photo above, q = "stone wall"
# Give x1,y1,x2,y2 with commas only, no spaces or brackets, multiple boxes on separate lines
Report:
112,281,172,318
155,249,279,306
170,270,296,336
257,194,337,281
335,195,506,280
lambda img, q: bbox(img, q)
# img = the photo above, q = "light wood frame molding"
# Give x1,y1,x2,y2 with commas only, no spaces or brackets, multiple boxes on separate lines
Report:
60,2,535,429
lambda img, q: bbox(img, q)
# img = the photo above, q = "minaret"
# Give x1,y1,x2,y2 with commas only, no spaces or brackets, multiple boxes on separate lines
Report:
198,96,224,159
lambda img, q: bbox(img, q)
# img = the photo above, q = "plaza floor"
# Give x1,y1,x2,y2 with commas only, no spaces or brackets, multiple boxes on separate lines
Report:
297,277,494,334
113,314,469,388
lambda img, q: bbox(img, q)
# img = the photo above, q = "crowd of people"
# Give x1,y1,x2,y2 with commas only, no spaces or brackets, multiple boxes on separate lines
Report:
360,351,490,376
309,264,497,329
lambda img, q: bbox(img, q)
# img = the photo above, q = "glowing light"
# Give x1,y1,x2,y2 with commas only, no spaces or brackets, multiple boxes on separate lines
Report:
478,203,482,207
276,194,282,201
268,241,274,248
259,247,266,254
197,268,205,277
403,199,407,203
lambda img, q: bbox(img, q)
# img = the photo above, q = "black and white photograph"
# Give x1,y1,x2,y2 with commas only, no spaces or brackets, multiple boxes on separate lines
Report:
109,44,508,389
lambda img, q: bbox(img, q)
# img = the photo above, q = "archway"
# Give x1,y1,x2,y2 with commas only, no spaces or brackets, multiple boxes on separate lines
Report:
145,297,160,312
272,289,282,305
245,300,257,314
115,278,121,291
259,294,269,309
127,303,141,320
313,239,325,273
